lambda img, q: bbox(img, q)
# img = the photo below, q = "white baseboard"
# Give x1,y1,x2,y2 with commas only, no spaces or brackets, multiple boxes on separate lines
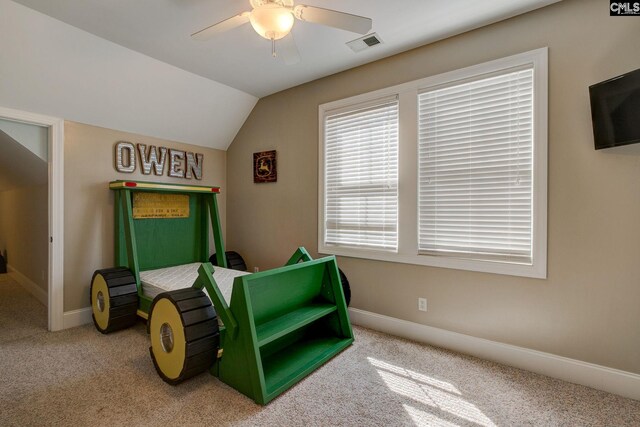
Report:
63,307,93,329
349,308,640,401
8,264,47,307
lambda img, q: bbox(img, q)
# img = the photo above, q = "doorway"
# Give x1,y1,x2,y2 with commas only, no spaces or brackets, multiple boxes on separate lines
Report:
0,107,64,331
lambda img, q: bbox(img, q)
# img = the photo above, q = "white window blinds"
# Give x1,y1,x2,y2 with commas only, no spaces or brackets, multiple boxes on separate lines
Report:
418,67,534,263
323,97,399,251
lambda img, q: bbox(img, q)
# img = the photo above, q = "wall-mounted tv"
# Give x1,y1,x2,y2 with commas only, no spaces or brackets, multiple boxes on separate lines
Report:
589,67,640,150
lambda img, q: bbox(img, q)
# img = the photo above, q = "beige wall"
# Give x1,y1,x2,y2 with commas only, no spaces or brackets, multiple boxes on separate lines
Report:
0,197,4,256
227,0,640,374
0,185,48,291
0,205,3,257
64,121,227,311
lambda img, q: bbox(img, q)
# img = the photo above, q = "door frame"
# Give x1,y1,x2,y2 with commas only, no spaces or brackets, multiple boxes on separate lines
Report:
0,106,64,331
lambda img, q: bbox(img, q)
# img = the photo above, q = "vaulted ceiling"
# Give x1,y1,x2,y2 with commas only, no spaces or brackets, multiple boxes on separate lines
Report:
12,0,561,98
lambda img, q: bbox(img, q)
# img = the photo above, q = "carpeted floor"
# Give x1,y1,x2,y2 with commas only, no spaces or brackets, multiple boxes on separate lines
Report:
0,273,48,344
1,273,639,426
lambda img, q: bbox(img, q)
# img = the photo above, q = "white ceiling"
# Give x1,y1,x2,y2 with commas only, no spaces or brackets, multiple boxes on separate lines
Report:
0,128,47,192
12,0,561,98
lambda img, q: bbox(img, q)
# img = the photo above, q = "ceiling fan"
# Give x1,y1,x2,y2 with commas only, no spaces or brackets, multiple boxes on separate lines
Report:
191,0,373,64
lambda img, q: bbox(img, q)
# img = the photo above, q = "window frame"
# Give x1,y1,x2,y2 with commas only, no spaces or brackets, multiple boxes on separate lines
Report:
318,48,548,279
322,95,400,252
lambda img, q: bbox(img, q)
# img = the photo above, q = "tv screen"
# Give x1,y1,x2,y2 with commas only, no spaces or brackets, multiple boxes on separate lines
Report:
589,67,640,150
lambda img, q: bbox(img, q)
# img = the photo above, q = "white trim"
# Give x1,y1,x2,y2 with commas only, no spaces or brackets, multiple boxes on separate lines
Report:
63,307,93,329
0,106,65,331
319,48,548,279
349,308,640,401
7,264,47,306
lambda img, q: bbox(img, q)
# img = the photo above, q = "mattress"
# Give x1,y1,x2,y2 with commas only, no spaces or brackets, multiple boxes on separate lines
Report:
140,262,250,305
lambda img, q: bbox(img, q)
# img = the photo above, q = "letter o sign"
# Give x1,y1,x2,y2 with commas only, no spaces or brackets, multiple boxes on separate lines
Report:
115,141,136,173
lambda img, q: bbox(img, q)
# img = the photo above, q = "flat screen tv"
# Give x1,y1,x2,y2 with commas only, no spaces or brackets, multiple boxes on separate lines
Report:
589,67,640,150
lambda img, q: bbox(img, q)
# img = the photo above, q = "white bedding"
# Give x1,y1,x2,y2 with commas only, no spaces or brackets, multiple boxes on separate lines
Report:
140,262,250,304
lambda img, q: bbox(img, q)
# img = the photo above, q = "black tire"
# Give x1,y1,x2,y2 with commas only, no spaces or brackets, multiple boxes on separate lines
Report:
90,267,139,334
338,268,351,307
210,251,247,272
148,288,219,385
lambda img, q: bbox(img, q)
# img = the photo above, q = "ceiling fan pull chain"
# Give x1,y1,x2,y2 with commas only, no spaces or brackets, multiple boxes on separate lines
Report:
272,38,277,57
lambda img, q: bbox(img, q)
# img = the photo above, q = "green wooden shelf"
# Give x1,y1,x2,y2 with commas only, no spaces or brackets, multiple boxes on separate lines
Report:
261,335,353,401
256,304,337,348
199,256,354,405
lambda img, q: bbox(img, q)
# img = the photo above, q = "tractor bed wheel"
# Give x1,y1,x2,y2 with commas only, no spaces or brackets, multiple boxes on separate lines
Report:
339,268,351,307
90,267,139,334
148,288,219,385
210,251,247,271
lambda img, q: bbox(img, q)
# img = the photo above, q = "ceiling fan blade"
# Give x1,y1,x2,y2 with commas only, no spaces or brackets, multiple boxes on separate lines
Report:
277,33,301,65
191,12,250,41
293,5,372,34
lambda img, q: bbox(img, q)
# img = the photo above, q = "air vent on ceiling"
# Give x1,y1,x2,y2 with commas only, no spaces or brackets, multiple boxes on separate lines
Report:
346,33,383,53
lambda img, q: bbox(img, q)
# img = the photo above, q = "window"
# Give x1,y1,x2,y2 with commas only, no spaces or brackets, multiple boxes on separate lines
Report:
322,97,399,251
319,48,547,278
418,67,534,264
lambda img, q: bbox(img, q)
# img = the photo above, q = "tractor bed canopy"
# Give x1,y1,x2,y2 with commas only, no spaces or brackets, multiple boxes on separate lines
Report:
110,180,226,278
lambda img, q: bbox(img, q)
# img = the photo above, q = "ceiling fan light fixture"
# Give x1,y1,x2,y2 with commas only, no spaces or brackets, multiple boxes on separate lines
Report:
249,3,294,40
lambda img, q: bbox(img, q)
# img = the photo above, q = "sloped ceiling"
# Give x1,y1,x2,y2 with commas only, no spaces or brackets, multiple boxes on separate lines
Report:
1,0,561,150
1,0,257,151
10,0,561,98
0,129,47,192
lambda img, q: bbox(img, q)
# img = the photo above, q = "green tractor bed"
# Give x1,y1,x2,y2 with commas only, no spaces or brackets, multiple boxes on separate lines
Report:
90,180,353,404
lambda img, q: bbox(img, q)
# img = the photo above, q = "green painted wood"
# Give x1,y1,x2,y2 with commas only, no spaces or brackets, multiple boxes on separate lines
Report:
199,198,209,263
285,247,313,265
261,335,353,403
237,278,267,402
208,196,227,268
110,180,227,316
211,276,264,401
114,191,122,267
115,195,129,269
133,194,205,270
122,190,141,286
111,181,223,272
323,256,354,339
139,294,152,314
109,180,220,193
196,263,238,338
243,261,327,326
255,304,337,347
212,255,354,404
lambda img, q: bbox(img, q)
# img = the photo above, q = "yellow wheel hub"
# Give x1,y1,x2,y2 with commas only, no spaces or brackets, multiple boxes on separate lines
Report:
91,274,110,330
150,298,187,380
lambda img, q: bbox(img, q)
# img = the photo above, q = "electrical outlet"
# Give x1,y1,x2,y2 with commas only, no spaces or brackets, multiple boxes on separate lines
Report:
418,297,427,312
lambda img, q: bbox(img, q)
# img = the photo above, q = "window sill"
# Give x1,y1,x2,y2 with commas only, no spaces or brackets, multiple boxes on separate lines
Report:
319,245,547,279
